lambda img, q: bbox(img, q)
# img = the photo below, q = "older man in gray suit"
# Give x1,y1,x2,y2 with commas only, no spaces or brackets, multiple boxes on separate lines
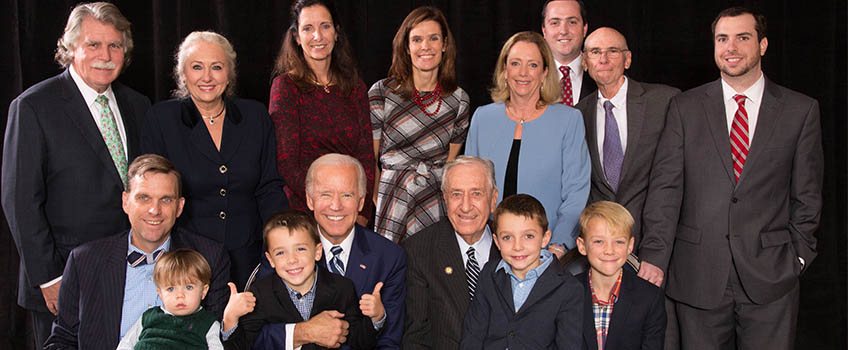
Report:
638,7,823,349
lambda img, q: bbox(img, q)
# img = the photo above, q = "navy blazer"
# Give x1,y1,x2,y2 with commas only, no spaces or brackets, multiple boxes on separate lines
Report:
226,265,378,350
256,225,407,349
460,258,583,350
44,228,230,350
2,69,149,311
577,269,665,350
141,97,287,250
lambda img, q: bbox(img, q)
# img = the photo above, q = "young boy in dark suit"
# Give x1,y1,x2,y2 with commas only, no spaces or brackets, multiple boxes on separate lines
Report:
221,210,379,349
461,194,584,350
575,201,665,350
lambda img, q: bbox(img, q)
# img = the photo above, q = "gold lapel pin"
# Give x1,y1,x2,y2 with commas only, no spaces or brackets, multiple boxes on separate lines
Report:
445,266,453,275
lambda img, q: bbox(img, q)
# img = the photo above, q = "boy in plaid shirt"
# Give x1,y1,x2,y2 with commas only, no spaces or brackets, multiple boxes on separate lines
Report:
575,201,665,350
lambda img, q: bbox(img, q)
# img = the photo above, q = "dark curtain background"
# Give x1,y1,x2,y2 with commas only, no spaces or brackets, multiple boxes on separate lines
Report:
1,1,845,349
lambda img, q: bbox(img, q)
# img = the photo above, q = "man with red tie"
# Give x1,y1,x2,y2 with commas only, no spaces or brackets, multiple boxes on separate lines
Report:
541,0,595,106
639,7,823,349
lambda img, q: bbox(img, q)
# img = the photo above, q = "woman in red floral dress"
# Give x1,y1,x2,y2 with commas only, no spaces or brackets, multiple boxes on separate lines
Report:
269,0,375,223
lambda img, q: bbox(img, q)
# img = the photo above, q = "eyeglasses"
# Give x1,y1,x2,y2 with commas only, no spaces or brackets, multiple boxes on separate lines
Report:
586,47,629,59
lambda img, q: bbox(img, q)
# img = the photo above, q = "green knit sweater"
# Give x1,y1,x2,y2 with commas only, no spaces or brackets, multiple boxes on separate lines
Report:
134,306,217,350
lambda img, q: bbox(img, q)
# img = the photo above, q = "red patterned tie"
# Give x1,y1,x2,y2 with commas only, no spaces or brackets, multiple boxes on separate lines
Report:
559,65,574,106
730,94,749,182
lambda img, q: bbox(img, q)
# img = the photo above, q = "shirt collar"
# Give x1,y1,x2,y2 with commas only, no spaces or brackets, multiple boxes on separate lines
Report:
319,225,356,259
597,76,628,107
496,249,554,281
555,56,583,78
126,230,171,261
283,264,319,299
455,225,492,254
589,269,623,306
160,305,203,316
720,72,765,105
69,64,116,106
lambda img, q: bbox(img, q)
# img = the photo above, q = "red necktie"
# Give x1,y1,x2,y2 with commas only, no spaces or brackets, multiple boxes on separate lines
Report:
559,65,574,106
730,94,749,182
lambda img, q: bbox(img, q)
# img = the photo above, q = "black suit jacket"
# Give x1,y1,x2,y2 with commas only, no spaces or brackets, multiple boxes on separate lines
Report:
640,78,823,308
577,269,665,350
225,265,378,350
576,78,680,246
2,69,150,311
141,97,287,250
579,75,597,102
460,258,583,350
401,218,500,350
44,228,230,350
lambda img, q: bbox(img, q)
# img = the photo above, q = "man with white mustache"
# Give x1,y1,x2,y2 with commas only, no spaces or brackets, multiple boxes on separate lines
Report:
2,3,150,347
639,7,823,349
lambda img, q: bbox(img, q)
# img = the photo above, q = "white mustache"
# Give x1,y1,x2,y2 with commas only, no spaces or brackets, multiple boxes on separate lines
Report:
91,61,117,70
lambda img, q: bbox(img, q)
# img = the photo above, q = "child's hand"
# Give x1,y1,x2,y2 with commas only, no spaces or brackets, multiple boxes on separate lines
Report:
223,282,256,331
359,282,385,323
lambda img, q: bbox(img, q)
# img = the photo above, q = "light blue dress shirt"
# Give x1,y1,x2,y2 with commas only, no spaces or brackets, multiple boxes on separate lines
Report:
120,232,170,337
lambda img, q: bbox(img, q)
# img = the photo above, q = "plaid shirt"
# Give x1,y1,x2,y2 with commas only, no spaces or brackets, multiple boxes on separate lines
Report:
589,270,622,350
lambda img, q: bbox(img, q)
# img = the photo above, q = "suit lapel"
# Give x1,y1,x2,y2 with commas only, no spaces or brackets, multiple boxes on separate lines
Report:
620,80,647,187
271,273,307,321
582,93,615,196
181,99,224,164
435,220,471,312
492,267,516,314
59,70,125,188
112,82,140,159
104,232,130,341
346,226,371,296
217,98,245,163
309,266,335,319
736,79,783,187
702,80,736,185
515,262,565,314
581,274,599,350
605,271,635,349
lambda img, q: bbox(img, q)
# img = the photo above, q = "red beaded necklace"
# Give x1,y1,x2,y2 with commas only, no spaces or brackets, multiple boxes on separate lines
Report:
412,82,442,117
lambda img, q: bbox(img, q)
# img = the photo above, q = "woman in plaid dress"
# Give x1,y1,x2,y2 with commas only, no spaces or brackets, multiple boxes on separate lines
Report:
369,6,470,243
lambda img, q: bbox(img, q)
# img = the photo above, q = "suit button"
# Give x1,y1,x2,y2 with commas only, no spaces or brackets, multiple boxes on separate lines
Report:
220,188,227,197
219,165,228,174
219,211,227,220
731,197,738,203
509,331,515,337
725,234,730,239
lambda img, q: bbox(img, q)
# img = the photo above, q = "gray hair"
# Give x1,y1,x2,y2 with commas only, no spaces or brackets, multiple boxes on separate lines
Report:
55,2,133,69
305,153,367,199
172,31,238,98
441,156,497,194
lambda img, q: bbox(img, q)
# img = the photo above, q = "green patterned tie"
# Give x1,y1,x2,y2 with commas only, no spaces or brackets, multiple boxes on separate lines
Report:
94,95,128,188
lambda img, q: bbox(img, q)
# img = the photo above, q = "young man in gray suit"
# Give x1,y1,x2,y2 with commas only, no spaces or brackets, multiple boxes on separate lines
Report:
638,7,823,349
2,3,150,347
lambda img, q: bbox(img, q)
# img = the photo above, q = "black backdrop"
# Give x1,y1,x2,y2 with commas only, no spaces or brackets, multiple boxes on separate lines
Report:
1,1,845,349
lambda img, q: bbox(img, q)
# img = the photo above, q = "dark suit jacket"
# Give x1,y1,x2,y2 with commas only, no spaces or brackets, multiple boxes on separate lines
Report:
225,265,378,350
141,97,287,250
44,228,230,350
2,69,149,311
577,269,665,350
579,74,597,102
576,78,680,247
256,225,407,349
640,78,823,308
401,218,500,350
460,258,583,350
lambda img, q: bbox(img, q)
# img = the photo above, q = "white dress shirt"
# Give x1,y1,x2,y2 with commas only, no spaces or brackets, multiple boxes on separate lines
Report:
721,73,765,141
69,64,129,156
555,56,585,100
455,225,493,267
595,77,629,170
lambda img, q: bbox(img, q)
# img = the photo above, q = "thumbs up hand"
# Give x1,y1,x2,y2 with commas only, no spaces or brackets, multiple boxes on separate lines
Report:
359,282,385,323
223,282,256,332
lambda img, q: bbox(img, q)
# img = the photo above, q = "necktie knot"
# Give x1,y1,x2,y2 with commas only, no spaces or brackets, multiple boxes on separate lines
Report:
733,94,747,106
559,65,570,75
604,100,615,112
329,246,346,275
466,246,476,259
127,249,164,267
331,245,343,256
95,94,109,106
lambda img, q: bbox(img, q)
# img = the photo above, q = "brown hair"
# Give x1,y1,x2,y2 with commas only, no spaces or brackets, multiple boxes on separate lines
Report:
541,0,587,25
153,248,212,287
578,201,634,239
387,6,458,99
126,154,182,196
263,209,321,252
489,31,560,108
492,194,549,234
55,2,134,69
271,0,361,94
711,7,767,42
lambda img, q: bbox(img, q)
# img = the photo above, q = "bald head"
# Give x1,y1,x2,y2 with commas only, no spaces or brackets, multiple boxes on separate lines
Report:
583,27,631,96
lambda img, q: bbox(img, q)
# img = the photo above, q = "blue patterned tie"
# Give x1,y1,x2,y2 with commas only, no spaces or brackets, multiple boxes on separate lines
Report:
603,100,624,192
330,246,345,275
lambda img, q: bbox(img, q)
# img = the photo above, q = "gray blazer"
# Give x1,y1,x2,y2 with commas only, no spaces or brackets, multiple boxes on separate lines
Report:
639,78,823,309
